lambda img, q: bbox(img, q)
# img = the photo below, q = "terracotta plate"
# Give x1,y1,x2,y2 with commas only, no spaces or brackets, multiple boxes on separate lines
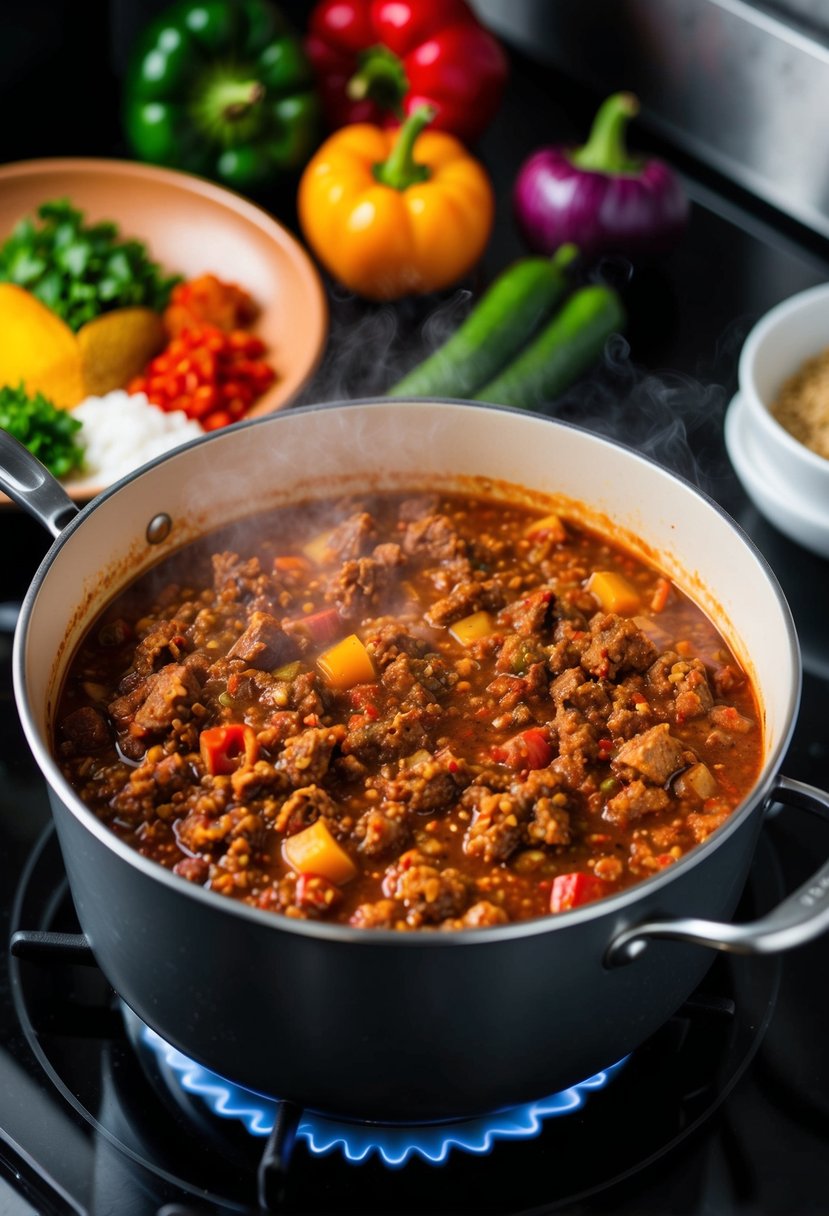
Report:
0,158,328,498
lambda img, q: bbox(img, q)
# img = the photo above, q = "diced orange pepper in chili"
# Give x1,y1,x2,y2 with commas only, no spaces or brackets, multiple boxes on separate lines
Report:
586,570,641,615
282,819,358,884
317,634,375,690
199,723,259,775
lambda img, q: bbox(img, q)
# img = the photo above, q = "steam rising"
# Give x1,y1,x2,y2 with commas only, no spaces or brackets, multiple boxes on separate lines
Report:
295,277,740,495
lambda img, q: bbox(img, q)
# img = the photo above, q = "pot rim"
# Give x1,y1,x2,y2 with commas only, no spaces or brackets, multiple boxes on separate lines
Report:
12,397,802,948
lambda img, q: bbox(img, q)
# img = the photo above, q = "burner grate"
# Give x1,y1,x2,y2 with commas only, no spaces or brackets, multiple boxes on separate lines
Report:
141,1023,627,1167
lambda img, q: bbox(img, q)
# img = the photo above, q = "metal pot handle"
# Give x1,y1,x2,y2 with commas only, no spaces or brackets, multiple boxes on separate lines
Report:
606,775,829,966
0,429,79,538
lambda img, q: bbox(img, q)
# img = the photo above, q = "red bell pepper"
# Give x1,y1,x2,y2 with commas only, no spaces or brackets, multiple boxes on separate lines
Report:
305,0,508,143
550,872,606,914
491,727,553,771
200,724,259,776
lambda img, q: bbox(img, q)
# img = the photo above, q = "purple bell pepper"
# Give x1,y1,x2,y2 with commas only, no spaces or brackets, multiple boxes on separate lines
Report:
513,92,689,261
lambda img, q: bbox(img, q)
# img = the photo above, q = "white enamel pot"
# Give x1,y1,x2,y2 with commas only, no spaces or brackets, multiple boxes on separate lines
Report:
5,399,829,1122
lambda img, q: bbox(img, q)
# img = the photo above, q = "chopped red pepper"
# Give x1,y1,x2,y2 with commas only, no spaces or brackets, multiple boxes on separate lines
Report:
199,724,259,775
295,872,344,913
128,324,276,431
285,607,342,646
491,727,552,771
550,871,607,914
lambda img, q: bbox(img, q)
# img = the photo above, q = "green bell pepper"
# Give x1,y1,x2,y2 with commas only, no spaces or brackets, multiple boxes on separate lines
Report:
124,0,321,192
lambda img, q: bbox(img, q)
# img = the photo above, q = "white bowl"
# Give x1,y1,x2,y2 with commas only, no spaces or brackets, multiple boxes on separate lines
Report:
725,281,829,558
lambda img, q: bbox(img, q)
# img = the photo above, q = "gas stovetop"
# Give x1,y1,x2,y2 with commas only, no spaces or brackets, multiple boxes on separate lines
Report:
2,21,829,1216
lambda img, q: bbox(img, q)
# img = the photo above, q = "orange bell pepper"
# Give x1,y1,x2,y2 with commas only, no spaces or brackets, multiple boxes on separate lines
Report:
297,105,494,301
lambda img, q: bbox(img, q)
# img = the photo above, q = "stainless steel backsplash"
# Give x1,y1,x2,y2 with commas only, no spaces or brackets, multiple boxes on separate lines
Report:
473,0,829,240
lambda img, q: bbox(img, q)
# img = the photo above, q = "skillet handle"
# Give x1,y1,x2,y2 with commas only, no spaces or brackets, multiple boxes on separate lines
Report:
605,776,829,966
0,428,79,538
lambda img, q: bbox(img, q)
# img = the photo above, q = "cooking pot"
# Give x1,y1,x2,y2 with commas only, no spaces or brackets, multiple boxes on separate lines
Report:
5,399,829,1122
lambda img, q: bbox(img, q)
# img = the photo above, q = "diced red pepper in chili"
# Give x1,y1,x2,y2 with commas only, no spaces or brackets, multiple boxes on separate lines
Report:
289,608,342,646
199,724,259,775
550,871,607,913
295,872,343,913
491,727,552,770
348,684,381,716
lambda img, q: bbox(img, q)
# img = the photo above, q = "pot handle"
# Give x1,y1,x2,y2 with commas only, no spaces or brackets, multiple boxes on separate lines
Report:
606,775,829,966
0,429,79,538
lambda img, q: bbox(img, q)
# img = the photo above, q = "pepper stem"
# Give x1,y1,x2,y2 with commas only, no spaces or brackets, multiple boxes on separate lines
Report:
374,105,436,191
208,79,266,123
570,92,641,175
347,44,409,117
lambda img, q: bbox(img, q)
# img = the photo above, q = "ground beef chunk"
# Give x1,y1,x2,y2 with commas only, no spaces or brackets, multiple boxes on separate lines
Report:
547,620,591,675
380,652,457,701
173,856,210,884
176,807,264,856
349,898,403,929
389,859,469,924
426,578,506,628
355,804,410,856
673,659,714,721
227,612,299,670
363,620,433,669
581,614,658,681
230,760,290,801
551,668,611,723
401,513,467,562
501,587,556,638
555,705,599,764
129,619,190,676
613,723,688,785
708,705,755,734
526,799,573,846
148,751,192,795
326,512,378,561
130,663,201,735
462,786,528,863
275,785,338,835
605,780,671,826
329,554,398,614
509,767,573,846
712,664,746,697
60,706,110,753
494,635,547,676
212,552,269,601
183,652,211,684
398,494,440,522
277,725,345,786
450,900,510,929
377,752,471,815
686,808,731,843
343,707,434,765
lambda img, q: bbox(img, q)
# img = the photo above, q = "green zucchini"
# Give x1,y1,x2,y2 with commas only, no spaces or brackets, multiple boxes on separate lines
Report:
389,245,578,399
473,284,625,410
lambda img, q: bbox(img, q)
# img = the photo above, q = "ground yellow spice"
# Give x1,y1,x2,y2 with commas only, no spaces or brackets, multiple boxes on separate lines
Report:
771,347,829,459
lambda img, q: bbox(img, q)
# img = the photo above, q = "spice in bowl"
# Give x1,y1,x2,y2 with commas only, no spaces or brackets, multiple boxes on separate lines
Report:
771,346,829,460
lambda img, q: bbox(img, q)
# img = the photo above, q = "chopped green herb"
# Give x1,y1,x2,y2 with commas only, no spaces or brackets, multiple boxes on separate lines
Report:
0,198,180,332
0,382,85,478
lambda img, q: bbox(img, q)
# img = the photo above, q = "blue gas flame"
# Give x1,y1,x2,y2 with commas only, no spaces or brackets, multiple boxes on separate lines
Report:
142,1025,627,1167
